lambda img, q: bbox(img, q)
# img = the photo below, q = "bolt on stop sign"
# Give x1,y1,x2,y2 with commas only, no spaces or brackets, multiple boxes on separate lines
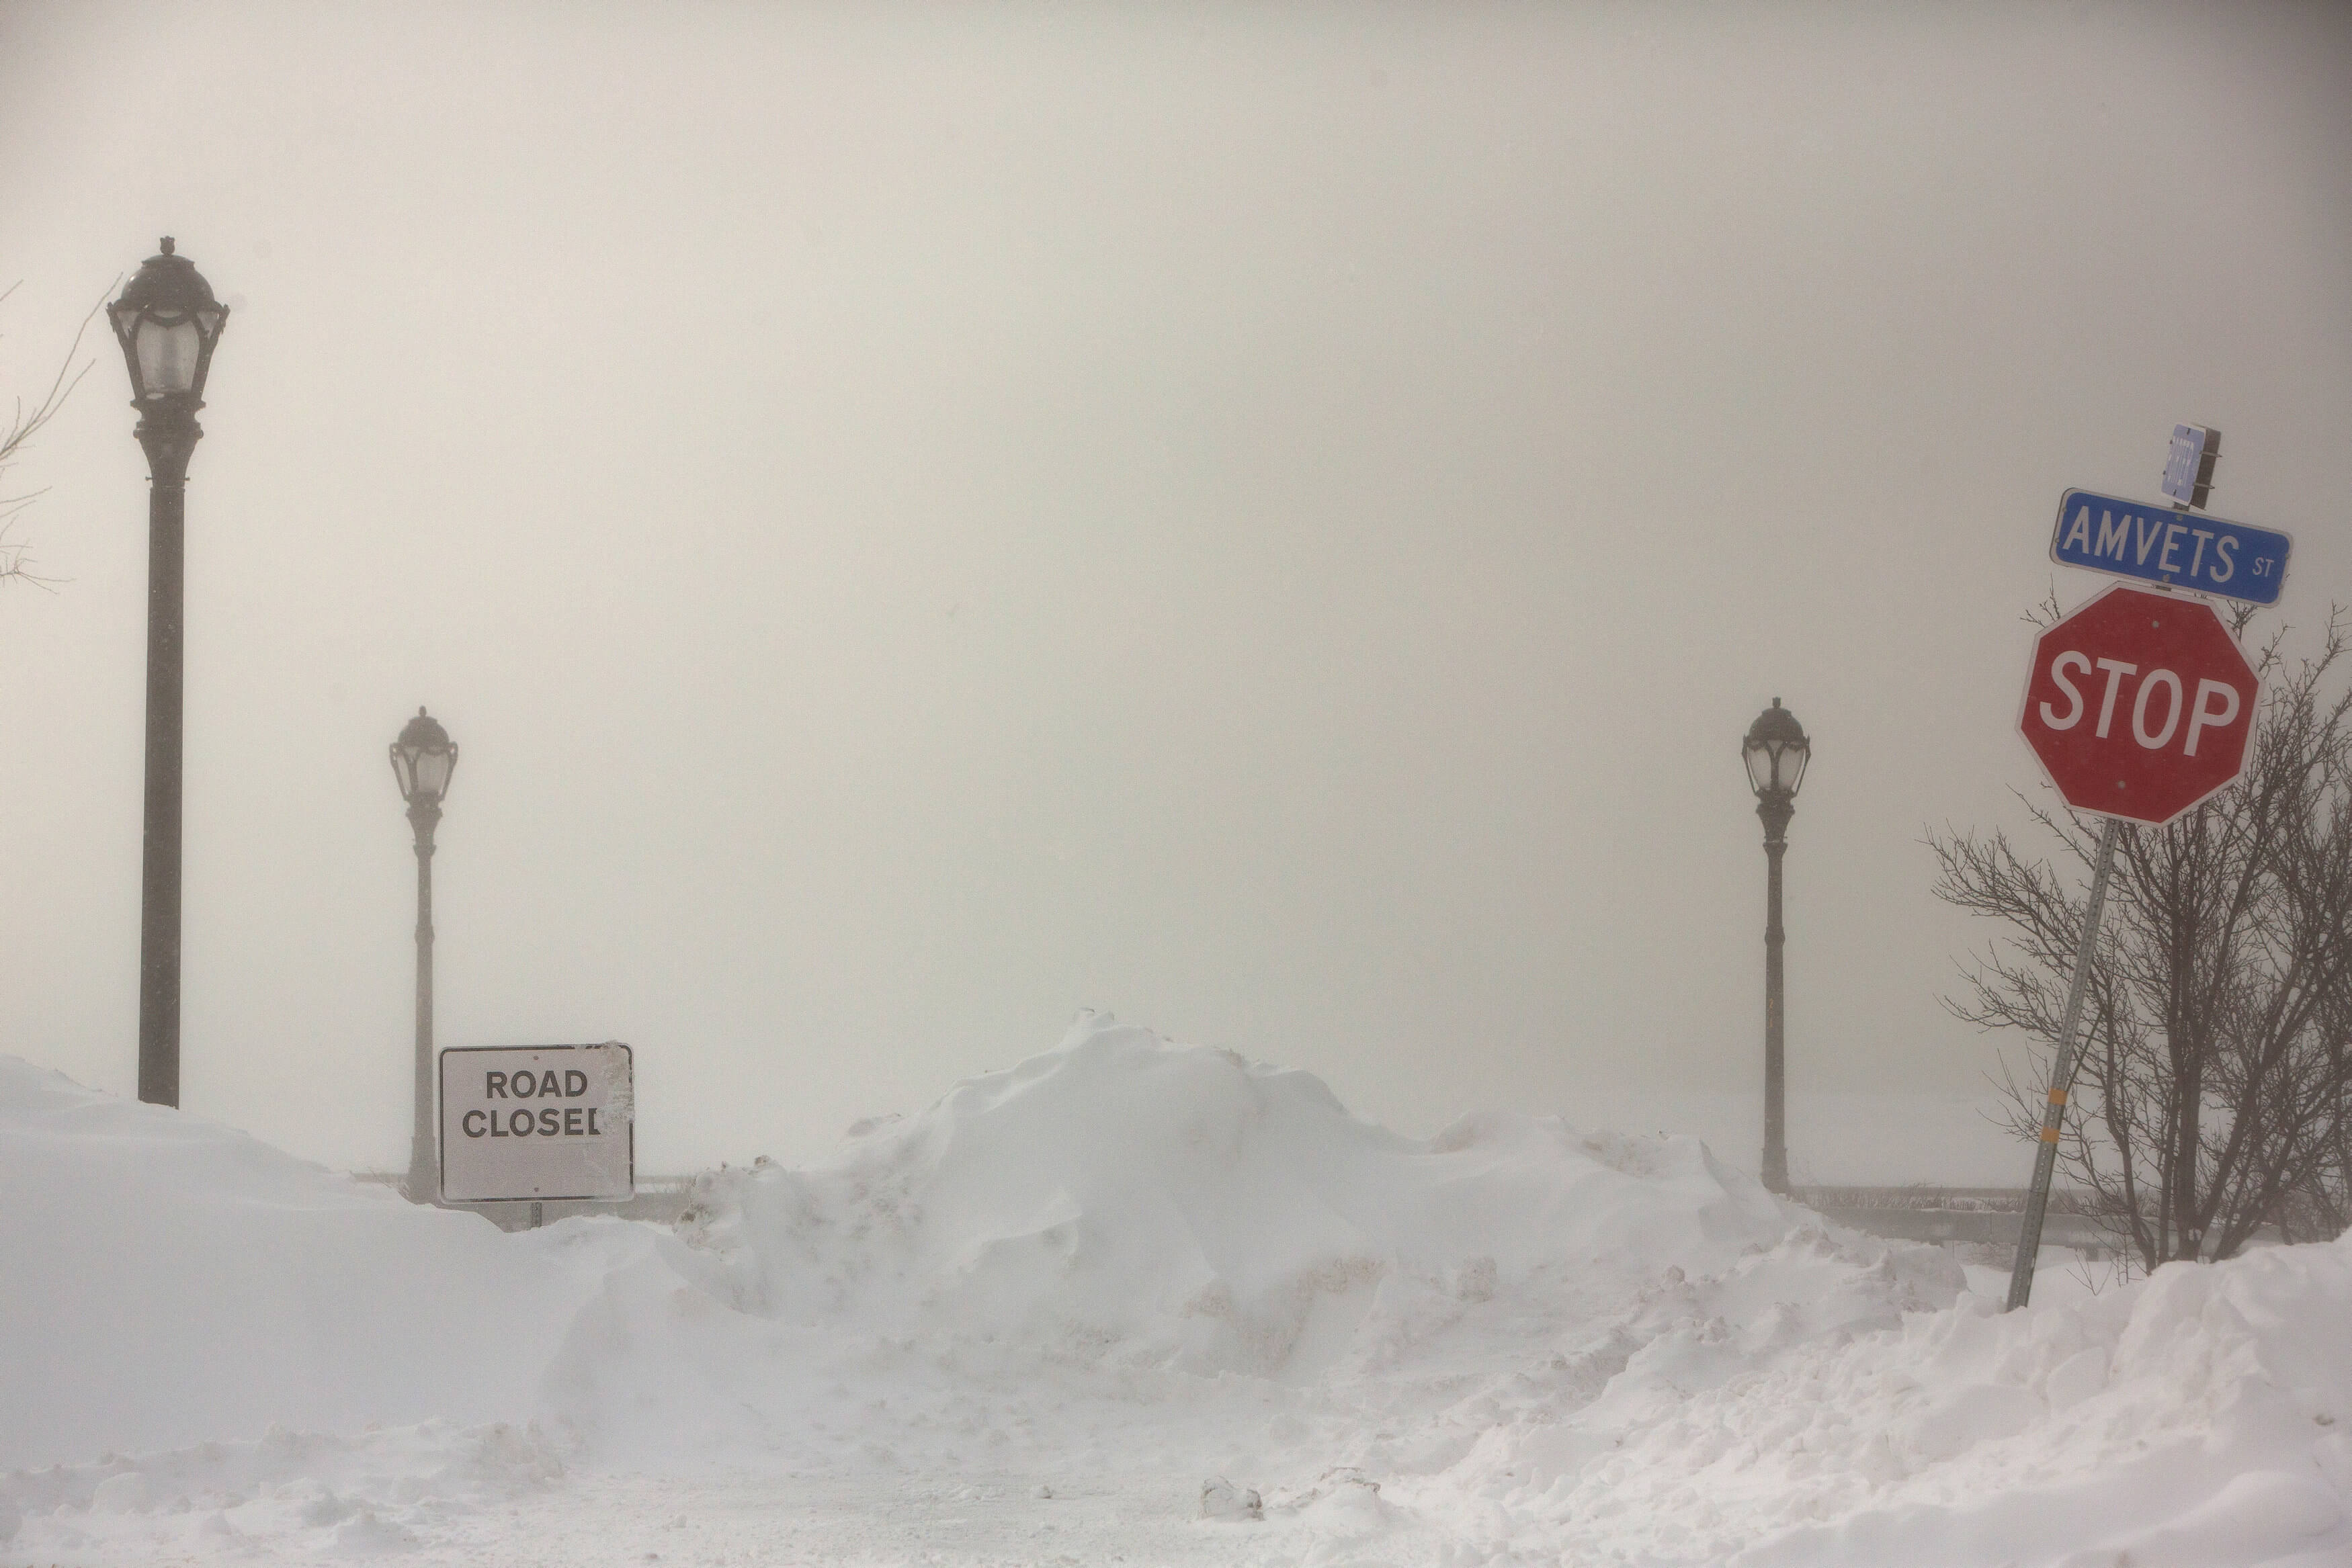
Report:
2020,582,2259,826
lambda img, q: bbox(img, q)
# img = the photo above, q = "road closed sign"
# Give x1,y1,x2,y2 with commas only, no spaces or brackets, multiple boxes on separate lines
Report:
439,1043,634,1203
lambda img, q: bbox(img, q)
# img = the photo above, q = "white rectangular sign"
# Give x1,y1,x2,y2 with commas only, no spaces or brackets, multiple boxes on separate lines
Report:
439,1043,634,1203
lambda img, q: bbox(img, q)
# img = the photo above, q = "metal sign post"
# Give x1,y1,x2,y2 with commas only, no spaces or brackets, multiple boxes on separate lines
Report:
2005,816,2120,1311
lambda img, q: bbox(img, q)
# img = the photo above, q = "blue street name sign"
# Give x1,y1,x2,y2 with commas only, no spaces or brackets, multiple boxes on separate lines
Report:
2050,489,2292,607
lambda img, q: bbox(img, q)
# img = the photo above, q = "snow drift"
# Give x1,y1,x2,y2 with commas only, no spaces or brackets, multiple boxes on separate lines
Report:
1517,1232,2352,1567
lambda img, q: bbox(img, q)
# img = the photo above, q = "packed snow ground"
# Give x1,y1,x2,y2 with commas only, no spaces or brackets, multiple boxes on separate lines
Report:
6,1014,2351,1566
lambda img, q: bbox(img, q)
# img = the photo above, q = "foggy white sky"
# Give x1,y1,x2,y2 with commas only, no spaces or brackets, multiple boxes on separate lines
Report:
2,1,2347,1180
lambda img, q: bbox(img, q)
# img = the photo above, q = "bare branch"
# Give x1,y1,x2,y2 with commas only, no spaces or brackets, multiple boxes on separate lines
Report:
0,284,103,591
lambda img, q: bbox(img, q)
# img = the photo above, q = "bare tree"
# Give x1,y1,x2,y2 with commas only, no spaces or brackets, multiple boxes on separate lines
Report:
1931,607,2352,1270
1,283,98,589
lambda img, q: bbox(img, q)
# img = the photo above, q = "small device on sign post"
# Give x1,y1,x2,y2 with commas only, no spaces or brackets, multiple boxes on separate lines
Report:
2160,424,2219,508
439,1043,634,1204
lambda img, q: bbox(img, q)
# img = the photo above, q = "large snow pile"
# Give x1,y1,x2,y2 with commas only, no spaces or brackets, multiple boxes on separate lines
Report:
677,1014,1794,1378
5,1013,2350,1565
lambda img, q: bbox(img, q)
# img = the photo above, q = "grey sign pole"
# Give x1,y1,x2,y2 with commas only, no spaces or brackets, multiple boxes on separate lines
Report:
2005,814,2122,1311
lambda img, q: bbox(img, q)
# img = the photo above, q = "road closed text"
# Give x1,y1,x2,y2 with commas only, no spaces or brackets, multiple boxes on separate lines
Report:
461,1068,607,1137
464,1108,602,1137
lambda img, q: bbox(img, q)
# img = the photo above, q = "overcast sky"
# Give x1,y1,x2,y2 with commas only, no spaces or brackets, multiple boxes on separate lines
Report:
2,1,2347,1181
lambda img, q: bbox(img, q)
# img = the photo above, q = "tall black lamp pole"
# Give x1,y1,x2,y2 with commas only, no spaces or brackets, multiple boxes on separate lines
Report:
110,238,228,1108
391,709,458,1203
1742,698,1810,1195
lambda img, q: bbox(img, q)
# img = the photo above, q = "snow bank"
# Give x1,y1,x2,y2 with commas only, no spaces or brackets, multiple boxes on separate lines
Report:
1435,1224,2352,1567
0,1055,666,1470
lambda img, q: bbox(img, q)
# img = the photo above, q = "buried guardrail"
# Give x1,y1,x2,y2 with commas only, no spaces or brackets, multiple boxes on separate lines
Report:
353,1170,697,1230
1791,1186,2205,1262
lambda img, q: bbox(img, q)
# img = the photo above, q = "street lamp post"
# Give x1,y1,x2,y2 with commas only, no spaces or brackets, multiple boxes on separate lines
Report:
390,708,458,1203
1742,697,1810,1195
110,238,228,1108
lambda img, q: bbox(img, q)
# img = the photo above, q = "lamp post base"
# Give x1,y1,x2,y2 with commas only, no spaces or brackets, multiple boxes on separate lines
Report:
406,1137,438,1206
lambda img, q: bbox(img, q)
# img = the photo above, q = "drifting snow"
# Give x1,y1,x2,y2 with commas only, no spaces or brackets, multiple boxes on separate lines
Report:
5,1014,2350,1565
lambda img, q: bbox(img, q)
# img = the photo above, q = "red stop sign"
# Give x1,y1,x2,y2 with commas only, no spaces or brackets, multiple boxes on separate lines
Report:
2019,582,2259,826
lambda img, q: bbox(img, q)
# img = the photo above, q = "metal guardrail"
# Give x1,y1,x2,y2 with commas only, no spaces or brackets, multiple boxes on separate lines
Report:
1791,1186,2119,1213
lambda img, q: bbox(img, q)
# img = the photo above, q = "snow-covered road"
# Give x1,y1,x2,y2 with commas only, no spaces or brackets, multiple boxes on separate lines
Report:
8,1016,2351,1565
